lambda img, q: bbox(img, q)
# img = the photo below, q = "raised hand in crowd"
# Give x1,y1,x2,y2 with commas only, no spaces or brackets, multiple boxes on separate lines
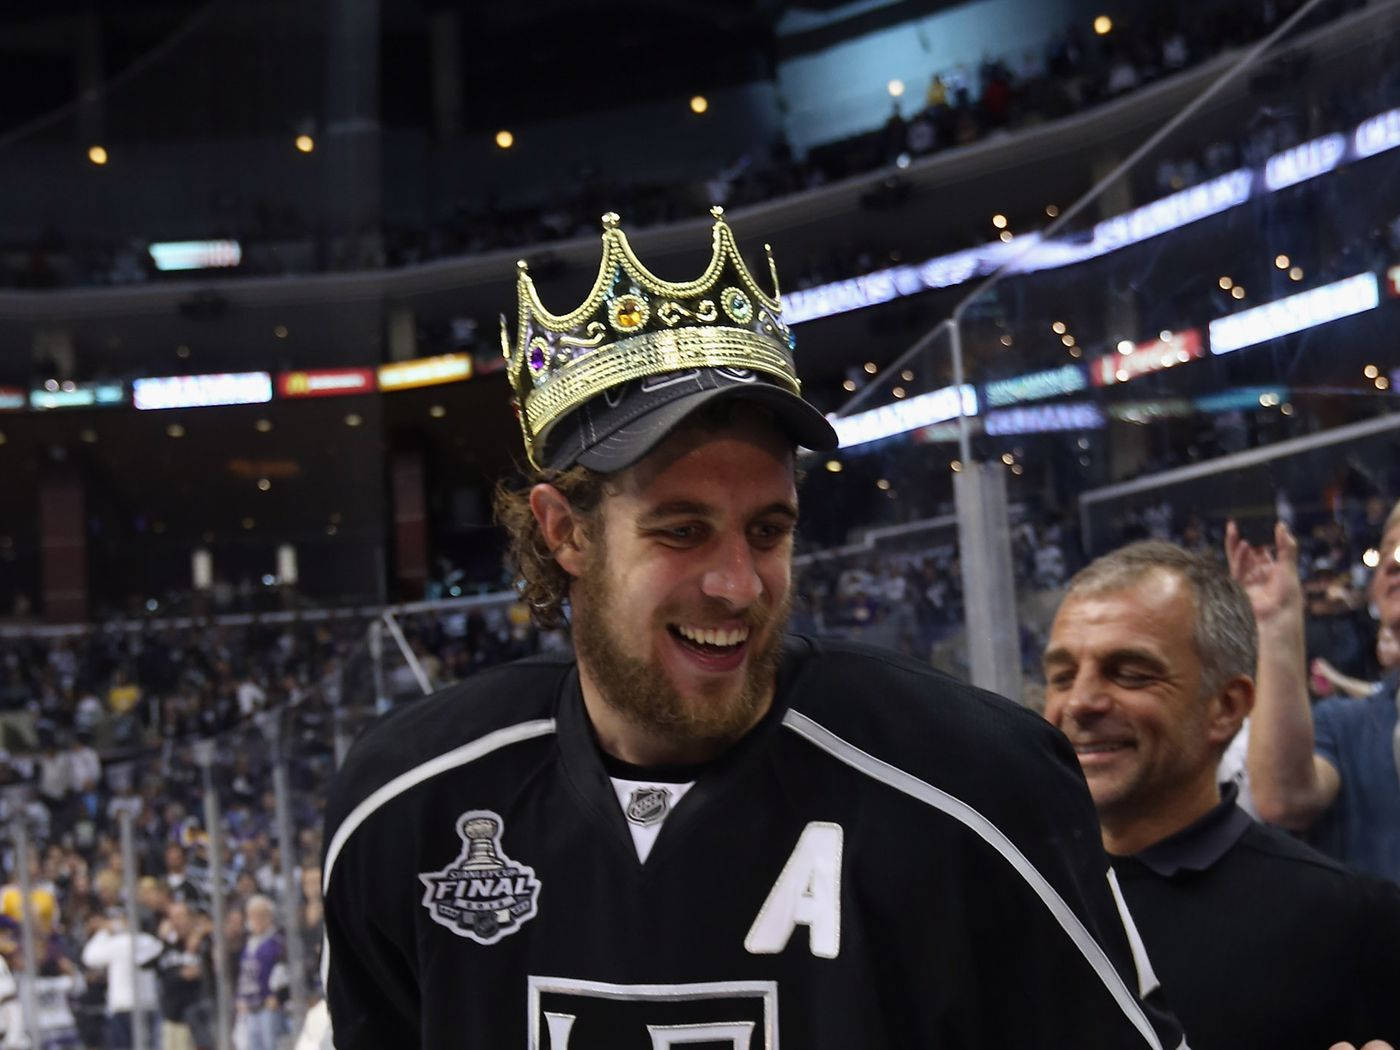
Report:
1223,520,1338,831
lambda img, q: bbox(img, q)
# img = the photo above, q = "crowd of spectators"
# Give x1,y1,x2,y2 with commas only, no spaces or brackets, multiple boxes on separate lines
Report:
0,0,1375,293
0,463,1395,1046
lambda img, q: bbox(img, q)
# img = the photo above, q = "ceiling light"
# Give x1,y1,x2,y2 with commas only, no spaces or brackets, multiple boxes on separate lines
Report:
841,379,857,392
825,459,842,473
1364,548,1381,568
1231,285,1246,299
1000,334,1013,346
901,369,914,381
176,344,191,358
998,230,1013,243
295,134,315,153
863,361,877,374
887,79,905,98
892,386,907,398
80,429,97,443
344,413,362,427
255,418,273,433
689,95,709,114
429,404,447,418
1365,364,1380,379
166,423,185,438
241,517,255,530
1052,321,1067,334
1045,204,1059,218
950,460,962,472
1069,347,1082,358
876,479,891,491
1061,334,1075,346
1219,276,1233,290
495,129,515,149
1117,339,1134,353
273,325,288,339
1289,266,1303,281
1379,377,1392,390
1011,464,1024,475
1274,254,1289,269
1093,14,1113,35
257,478,271,492
1001,453,1015,465
87,145,108,166
992,214,1008,229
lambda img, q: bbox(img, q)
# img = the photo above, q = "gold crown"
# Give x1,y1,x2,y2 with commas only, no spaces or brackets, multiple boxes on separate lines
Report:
503,206,800,468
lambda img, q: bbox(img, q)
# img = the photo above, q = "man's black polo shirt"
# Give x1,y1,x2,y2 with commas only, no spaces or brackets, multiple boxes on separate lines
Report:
1111,785,1400,1050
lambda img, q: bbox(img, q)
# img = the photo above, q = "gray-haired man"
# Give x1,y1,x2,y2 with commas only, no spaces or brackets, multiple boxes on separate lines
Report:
1043,540,1400,1050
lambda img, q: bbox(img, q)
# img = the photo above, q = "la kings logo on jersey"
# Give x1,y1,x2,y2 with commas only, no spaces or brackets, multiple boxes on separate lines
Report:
528,976,776,1049
419,810,540,945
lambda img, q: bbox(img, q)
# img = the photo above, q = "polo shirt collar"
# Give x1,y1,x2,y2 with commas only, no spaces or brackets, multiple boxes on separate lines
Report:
1130,782,1253,876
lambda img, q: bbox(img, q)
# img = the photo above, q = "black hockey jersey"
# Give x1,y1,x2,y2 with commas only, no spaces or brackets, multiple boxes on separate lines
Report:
322,636,1184,1049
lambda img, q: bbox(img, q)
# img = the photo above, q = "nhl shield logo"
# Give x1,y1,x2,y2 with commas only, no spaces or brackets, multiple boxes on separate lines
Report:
625,786,670,827
419,810,540,945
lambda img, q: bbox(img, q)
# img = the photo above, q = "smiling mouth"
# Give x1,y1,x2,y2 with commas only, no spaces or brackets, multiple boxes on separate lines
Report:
669,623,751,656
1074,742,1134,755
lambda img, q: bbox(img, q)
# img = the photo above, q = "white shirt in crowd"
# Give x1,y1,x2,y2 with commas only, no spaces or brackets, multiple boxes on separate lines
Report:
81,926,162,1014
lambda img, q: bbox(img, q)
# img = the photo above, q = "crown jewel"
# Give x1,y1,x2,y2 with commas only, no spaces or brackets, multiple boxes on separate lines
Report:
503,207,800,468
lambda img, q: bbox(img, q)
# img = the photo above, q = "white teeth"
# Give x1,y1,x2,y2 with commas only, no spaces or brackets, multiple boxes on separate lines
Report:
677,625,749,647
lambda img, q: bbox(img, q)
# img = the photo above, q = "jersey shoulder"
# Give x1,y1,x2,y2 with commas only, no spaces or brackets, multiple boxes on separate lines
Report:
327,652,573,822
1234,820,1400,928
780,634,1079,801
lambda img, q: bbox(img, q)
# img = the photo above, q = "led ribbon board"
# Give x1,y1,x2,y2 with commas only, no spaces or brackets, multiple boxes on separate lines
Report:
277,369,376,398
30,383,125,410
133,372,273,410
148,240,242,271
984,402,1104,435
0,388,25,411
786,104,1400,327
830,385,978,449
984,364,1088,407
1208,273,1380,355
1092,330,1204,386
376,353,473,391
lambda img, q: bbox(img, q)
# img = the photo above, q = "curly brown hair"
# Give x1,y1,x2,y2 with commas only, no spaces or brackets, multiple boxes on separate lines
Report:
493,465,612,630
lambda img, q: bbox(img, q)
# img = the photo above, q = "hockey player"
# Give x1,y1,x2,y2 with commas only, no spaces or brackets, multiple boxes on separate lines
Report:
322,209,1184,1048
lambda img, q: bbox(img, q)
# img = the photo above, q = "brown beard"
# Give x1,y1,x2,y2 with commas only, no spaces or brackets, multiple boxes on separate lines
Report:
570,543,790,754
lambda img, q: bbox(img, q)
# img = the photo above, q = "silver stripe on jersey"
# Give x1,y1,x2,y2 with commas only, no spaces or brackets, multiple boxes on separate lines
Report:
1107,868,1162,999
781,708,1167,1050
320,718,557,994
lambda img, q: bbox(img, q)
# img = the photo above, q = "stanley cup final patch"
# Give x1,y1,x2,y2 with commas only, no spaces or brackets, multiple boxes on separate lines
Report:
419,810,540,945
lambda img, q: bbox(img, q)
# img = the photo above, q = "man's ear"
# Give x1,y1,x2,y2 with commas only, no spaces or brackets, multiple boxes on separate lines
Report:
529,483,590,577
1207,675,1254,748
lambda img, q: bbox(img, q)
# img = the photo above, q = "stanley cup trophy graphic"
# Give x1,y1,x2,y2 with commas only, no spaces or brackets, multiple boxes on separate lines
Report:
460,816,505,869
419,809,542,945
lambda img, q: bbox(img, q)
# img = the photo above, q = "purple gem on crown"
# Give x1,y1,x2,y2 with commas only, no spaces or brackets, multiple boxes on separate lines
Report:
529,345,545,371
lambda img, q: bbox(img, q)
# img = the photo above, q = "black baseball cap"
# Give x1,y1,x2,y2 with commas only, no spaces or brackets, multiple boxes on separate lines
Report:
540,366,838,473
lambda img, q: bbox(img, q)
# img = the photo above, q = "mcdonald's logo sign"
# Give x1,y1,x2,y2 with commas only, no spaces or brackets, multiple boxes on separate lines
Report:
276,368,375,399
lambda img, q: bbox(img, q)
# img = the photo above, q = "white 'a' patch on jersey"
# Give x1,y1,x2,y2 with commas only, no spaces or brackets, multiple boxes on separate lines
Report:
745,821,843,959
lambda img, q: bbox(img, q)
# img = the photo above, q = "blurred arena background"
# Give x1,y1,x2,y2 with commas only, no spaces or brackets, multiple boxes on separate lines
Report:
0,0,1397,1045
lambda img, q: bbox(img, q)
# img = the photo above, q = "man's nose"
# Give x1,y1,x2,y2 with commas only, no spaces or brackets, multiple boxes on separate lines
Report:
701,533,763,608
1062,672,1113,719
